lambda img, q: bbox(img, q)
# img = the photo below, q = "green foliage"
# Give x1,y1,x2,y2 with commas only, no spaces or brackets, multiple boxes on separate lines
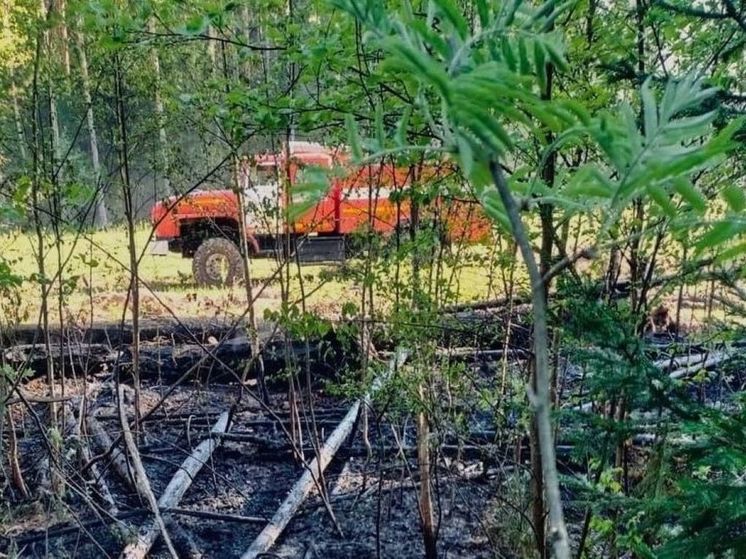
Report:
558,281,746,558
287,165,332,223
337,1,739,254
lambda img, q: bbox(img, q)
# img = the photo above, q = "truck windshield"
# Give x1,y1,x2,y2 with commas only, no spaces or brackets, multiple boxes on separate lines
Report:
249,164,278,186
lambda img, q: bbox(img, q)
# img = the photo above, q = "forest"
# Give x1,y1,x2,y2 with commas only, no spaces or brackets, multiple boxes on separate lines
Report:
1,0,746,557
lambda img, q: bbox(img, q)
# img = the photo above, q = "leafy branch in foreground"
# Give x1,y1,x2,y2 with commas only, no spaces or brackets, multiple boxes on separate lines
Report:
336,0,741,557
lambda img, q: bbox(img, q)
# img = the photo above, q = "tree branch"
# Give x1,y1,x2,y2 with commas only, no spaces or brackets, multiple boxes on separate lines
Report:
488,161,571,559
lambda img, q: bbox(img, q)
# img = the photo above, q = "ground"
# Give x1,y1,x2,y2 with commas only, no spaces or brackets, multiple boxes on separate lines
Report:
0,350,522,559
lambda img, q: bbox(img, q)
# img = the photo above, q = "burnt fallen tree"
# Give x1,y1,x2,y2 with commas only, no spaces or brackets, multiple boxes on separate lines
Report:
240,349,409,559
3,329,358,384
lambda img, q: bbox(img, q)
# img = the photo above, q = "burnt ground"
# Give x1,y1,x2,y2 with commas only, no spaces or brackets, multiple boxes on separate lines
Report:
3,313,744,558
1,376,513,559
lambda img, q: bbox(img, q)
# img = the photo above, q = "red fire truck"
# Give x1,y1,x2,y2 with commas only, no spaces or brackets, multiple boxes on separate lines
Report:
150,142,490,285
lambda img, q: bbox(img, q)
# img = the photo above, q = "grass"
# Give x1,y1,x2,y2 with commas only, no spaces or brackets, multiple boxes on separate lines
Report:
0,224,506,327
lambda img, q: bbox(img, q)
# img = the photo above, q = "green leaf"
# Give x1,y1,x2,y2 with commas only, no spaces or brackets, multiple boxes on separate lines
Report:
452,102,513,152
714,241,746,263
346,114,362,161
455,133,475,177
529,0,558,23
647,184,677,217
184,14,208,35
386,39,450,99
696,220,743,251
408,19,451,59
518,36,531,75
504,0,523,26
722,185,746,212
374,103,385,148
500,37,517,71
480,188,512,232
542,35,568,72
673,178,707,213
563,165,615,199
475,0,490,27
395,106,412,147
432,0,469,39
288,166,331,222
660,111,717,143
534,40,547,92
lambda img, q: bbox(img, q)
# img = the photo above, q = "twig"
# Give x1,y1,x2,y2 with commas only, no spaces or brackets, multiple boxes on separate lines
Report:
116,385,178,559
120,410,230,558
240,350,408,559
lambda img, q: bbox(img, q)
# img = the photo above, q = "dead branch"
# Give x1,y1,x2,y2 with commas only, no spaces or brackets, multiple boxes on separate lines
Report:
240,350,408,559
120,410,230,559
240,401,361,559
87,414,133,486
668,351,733,380
116,385,179,559
63,402,117,513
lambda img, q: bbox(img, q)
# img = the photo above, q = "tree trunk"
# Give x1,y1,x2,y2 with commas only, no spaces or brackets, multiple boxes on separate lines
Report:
533,55,557,559
10,78,27,161
150,20,170,198
59,0,71,75
114,56,142,429
417,385,437,559
75,29,108,228
490,161,570,559
36,0,63,497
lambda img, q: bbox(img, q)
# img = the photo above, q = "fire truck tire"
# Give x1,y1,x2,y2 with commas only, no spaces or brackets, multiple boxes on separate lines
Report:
192,238,244,286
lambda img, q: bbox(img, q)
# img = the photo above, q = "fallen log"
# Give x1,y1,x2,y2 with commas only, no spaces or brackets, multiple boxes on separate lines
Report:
569,349,736,412
240,349,408,559
652,351,711,372
120,410,231,559
2,510,147,548
5,331,356,384
669,351,732,380
2,319,248,346
3,343,115,377
87,415,134,487
117,385,178,559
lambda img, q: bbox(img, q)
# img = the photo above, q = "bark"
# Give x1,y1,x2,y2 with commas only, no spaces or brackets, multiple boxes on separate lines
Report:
417,385,437,559
59,0,71,75
10,78,27,161
533,56,557,557
234,160,267,401
206,25,217,68
120,411,230,558
149,20,171,197
117,386,178,559
114,56,142,428
74,29,108,228
87,414,134,486
489,162,570,559
6,406,30,498
32,4,62,495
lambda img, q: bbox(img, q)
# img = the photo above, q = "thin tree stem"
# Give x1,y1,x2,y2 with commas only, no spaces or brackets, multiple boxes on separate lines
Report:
489,161,570,559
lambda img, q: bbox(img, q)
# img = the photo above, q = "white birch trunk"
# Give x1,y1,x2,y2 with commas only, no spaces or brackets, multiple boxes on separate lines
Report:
74,30,108,227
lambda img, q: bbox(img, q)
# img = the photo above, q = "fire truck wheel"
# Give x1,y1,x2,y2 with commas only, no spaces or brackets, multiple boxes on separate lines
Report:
192,238,244,286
